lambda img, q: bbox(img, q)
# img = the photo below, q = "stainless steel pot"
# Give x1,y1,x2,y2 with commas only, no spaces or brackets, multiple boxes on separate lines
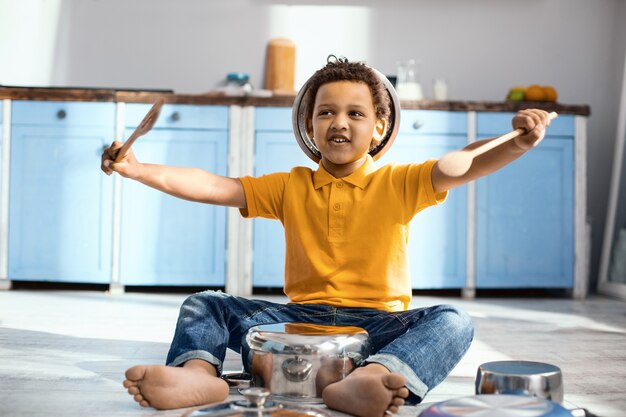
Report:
185,387,329,417
242,323,371,403
418,394,574,417
292,63,400,163
475,361,564,403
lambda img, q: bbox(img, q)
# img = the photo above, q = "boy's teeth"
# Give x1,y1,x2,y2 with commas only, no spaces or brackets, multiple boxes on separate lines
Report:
332,138,349,143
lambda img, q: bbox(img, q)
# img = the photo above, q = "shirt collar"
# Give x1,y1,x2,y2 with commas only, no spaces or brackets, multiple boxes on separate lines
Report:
313,155,377,190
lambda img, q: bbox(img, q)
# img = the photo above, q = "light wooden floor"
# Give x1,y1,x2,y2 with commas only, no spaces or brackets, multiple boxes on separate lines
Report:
0,290,624,417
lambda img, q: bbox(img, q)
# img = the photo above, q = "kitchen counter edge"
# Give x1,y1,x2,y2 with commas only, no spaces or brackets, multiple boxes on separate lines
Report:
0,87,591,116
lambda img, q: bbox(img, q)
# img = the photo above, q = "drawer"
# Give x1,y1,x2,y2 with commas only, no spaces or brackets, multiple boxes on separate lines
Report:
477,112,575,137
399,110,468,135
12,101,115,127
255,107,292,131
125,103,228,130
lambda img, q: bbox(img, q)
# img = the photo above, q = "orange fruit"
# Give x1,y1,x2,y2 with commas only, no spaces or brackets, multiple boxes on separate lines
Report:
543,85,558,102
524,84,545,101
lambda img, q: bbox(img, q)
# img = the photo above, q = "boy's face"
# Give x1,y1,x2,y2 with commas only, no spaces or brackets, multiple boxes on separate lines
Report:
309,81,385,177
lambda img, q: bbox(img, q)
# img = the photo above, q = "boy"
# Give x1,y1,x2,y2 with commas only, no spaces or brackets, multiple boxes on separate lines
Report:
101,57,552,417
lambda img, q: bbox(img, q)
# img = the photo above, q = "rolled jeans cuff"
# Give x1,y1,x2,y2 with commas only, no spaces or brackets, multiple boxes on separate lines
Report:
167,350,223,374
365,353,428,401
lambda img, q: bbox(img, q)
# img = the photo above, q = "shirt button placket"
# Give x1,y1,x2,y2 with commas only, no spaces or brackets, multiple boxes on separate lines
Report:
329,181,345,240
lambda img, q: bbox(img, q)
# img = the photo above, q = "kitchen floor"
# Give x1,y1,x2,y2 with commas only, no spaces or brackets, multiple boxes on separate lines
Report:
0,290,624,417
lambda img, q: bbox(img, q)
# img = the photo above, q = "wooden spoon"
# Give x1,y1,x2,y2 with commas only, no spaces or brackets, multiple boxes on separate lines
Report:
437,112,558,177
114,97,166,162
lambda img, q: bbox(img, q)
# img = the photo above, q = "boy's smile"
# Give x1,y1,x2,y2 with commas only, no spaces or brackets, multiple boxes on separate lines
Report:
310,81,385,178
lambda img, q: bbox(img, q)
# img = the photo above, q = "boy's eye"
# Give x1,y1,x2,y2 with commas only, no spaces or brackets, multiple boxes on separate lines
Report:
350,111,364,117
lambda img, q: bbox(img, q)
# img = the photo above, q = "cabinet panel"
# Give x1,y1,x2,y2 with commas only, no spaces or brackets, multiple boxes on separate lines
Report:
8,123,114,283
125,103,229,130
476,136,574,288
12,100,115,127
252,131,317,287
119,128,228,286
477,112,575,137
400,110,467,135
383,133,468,289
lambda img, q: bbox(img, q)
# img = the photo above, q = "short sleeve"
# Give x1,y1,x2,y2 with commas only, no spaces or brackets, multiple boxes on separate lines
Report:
238,172,289,220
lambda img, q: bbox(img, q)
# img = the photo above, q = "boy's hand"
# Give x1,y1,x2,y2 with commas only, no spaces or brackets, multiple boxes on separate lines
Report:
512,109,552,150
101,141,142,179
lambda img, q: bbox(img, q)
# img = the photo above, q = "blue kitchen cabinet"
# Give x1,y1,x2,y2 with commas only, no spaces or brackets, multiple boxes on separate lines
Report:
383,110,468,289
252,108,468,289
8,101,115,283
0,100,3,198
253,107,316,287
119,104,228,286
475,113,574,288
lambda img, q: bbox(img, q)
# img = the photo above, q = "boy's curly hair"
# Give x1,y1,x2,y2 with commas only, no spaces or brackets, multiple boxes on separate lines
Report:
302,56,391,127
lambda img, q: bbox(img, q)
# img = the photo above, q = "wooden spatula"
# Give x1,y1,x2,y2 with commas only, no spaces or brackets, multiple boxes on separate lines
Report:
437,111,558,177
115,97,166,162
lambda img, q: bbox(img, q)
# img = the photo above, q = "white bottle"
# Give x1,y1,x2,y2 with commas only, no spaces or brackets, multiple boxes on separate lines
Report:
433,78,448,101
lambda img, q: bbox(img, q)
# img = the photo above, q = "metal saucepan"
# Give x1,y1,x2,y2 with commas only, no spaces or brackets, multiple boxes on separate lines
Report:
241,322,371,403
475,360,564,403
291,63,401,163
418,394,574,417
185,387,329,417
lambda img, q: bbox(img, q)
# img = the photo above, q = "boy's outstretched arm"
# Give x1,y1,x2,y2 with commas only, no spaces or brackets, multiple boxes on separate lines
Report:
431,109,552,194
101,140,246,209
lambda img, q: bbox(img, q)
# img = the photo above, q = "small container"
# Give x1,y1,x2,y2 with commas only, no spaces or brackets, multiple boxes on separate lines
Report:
224,72,253,96
396,59,423,101
433,78,448,101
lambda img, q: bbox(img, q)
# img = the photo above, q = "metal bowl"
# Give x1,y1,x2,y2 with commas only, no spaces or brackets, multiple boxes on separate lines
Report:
475,360,564,403
242,323,371,403
291,67,401,163
418,394,573,417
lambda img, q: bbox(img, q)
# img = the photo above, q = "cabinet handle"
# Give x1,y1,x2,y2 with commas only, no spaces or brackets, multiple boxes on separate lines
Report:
56,109,67,120
413,120,423,130
170,112,181,122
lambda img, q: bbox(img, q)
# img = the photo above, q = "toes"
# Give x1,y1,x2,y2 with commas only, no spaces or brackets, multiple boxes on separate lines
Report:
383,373,407,390
122,379,136,389
387,405,399,414
127,386,140,395
125,365,147,381
396,387,410,399
391,397,405,407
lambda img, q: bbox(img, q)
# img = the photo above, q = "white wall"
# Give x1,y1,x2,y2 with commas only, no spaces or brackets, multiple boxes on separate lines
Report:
2,0,625,291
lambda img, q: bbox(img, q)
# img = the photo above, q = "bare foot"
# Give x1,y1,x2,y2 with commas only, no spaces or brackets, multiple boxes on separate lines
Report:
122,359,229,409
322,363,409,417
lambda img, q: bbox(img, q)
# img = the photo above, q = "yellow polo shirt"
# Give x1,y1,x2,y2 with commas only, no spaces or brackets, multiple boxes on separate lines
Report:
239,156,446,312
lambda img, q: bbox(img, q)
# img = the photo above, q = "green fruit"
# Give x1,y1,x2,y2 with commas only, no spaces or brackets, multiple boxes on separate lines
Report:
507,89,525,101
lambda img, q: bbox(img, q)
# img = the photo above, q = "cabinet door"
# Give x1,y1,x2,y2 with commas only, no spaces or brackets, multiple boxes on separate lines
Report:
384,110,468,289
252,131,316,287
119,129,228,286
476,113,574,288
9,101,115,283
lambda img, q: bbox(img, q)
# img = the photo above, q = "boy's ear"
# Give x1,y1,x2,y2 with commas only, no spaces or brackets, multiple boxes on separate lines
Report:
373,119,387,141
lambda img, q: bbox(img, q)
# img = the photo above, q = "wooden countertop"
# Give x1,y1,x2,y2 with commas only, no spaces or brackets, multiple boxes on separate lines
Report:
0,86,591,116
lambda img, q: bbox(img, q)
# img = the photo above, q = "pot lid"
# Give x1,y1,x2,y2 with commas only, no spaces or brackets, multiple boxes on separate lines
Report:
245,323,370,356
185,387,329,417
291,67,401,163
418,395,573,417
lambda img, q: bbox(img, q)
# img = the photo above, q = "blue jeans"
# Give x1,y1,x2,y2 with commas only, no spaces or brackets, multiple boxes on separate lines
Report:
166,291,473,403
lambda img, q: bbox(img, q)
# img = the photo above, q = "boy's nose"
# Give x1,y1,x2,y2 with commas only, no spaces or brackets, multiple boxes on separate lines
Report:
330,115,348,130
